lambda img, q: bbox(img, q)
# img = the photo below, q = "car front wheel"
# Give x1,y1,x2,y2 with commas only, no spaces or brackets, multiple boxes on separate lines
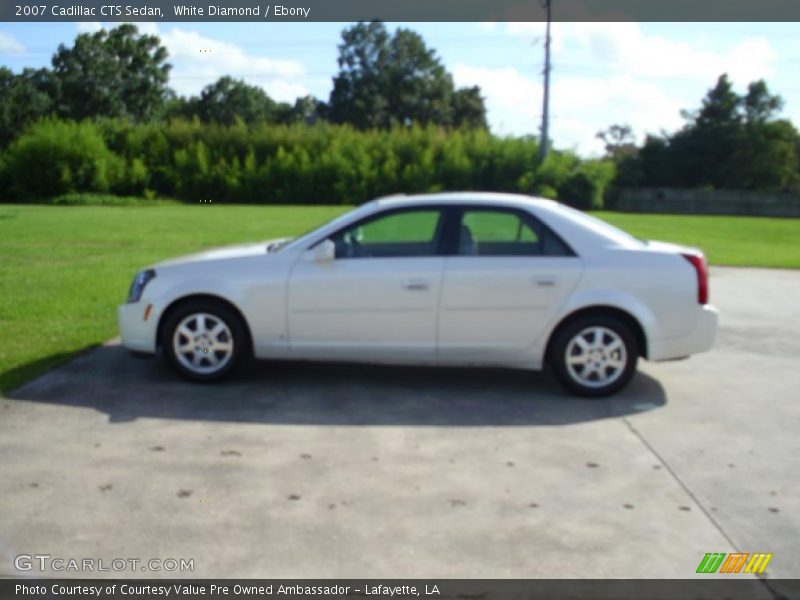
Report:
551,316,638,397
161,300,246,382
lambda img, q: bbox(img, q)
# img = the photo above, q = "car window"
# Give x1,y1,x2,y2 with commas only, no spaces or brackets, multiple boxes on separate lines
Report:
459,210,538,256
458,209,573,257
331,209,443,259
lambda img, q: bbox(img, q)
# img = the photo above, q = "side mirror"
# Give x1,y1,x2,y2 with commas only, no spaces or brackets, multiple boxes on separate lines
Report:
313,239,336,262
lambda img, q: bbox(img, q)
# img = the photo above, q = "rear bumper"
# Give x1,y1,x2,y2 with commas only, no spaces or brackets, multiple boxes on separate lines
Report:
118,302,158,354
649,304,718,361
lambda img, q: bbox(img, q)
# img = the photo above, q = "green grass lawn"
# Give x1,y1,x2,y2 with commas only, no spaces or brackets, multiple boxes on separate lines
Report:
0,204,347,393
593,212,800,268
1,204,798,393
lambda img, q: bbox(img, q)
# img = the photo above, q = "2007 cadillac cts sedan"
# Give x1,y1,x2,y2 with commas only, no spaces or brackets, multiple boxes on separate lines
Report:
119,193,718,396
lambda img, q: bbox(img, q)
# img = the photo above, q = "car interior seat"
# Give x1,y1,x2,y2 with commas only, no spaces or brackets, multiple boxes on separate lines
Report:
459,224,476,255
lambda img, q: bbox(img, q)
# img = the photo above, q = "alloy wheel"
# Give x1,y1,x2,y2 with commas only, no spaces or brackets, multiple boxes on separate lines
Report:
564,326,628,389
172,312,234,375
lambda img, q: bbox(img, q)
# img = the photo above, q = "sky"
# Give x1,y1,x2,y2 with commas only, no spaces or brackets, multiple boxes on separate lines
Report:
1,21,799,155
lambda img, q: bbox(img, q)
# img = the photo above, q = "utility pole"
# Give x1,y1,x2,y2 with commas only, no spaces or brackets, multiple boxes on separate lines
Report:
539,0,552,161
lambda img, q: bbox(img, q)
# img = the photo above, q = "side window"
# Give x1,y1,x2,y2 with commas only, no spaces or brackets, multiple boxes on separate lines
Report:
331,209,443,259
458,209,573,257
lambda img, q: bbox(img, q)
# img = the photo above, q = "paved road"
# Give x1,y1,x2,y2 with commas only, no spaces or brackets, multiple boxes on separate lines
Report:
1,268,797,590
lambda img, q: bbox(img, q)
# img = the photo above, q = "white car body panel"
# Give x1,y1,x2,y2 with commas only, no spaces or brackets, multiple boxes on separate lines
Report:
118,193,718,371
287,254,445,362
437,256,583,366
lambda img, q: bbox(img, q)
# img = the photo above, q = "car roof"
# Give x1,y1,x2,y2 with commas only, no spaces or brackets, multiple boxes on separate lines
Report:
282,190,642,254
368,192,642,252
372,192,560,211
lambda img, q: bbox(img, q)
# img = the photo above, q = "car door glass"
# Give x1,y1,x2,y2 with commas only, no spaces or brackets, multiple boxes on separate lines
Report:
460,210,541,256
332,209,442,258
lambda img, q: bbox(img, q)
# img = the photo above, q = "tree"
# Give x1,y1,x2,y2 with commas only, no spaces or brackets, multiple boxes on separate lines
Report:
622,134,673,187
737,79,797,190
0,67,55,147
328,21,487,129
51,24,171,121
612,74,800,191
162,93,200,121
452,86,487,129
736,119,800,190
197,76,277,125
668,75,743,187
279,95,327,125
743,79,783,124
328,21,391,128
382,28,454,127
692,73,741,129
596,124,636,160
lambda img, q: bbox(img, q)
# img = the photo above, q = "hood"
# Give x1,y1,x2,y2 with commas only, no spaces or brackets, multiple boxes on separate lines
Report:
153,238,291,268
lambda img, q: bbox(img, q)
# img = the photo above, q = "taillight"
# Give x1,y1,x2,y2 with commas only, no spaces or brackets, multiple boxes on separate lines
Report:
682,253,708,305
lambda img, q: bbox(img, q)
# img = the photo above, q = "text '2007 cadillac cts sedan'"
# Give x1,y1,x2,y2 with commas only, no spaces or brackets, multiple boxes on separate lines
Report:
119,193,718,396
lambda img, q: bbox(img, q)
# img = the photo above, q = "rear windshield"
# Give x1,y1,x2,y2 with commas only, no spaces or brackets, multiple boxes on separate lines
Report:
550,203,645,247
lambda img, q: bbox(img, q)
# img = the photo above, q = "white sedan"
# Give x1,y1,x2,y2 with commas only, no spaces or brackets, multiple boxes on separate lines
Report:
119,193,718,396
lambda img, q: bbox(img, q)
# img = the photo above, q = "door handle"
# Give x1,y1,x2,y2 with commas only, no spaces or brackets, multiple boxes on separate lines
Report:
403,279,430,291
533,275,557,287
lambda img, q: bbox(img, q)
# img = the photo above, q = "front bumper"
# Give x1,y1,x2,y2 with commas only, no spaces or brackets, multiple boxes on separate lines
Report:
118,302,159,354
649,304,719,361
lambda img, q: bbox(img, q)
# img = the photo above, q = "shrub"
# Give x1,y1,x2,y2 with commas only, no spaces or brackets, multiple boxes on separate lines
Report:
1,118,617,207
559,160,616,210
3,119,123,200
47,193,176,206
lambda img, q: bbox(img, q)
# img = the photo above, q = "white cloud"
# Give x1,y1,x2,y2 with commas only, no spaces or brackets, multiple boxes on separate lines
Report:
455,64,686,155
76,22,158,35
505,22,545,37
75,22,102,34
160,28,308,102
553,23,776,84
553,74,686,154
456,23,778,154
454,64,542,134
0,32,25,54
502,22,776,85
72,22,308,103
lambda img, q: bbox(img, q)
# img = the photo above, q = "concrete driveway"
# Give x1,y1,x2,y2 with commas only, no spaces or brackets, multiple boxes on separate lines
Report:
1,268,798,588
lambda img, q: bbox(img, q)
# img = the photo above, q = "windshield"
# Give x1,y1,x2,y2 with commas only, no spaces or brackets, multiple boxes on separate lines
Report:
280,207,364,252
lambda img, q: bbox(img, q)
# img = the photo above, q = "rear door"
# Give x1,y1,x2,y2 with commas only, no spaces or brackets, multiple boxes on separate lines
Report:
438,206,583,363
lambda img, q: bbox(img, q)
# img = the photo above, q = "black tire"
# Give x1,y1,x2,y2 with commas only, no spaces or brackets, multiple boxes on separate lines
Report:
550,315,638,397
161,299,248,382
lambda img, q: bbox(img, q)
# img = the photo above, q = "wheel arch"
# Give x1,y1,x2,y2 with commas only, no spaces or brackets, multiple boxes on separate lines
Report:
544,305,648,363
156,293,254,356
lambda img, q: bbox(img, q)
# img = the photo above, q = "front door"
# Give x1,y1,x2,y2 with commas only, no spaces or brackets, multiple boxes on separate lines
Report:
287,207,447,363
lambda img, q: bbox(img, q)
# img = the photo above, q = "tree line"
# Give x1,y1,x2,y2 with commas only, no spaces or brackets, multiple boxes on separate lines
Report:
2,22,798,204
1,21,613,207
0,118,614,207
598,74,800,193
0,21,486,148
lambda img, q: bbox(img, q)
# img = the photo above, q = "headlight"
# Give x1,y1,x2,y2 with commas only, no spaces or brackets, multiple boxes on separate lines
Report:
127,269,156,303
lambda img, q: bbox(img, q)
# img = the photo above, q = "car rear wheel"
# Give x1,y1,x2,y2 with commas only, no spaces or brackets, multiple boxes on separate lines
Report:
551,316,638,397
162,300,246,382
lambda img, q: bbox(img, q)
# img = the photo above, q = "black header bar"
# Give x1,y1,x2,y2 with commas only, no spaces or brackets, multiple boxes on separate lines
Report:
4,0,800,23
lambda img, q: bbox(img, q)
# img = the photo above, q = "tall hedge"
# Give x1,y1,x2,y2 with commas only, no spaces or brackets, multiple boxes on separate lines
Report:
2,119,123,200
0,118,614,208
